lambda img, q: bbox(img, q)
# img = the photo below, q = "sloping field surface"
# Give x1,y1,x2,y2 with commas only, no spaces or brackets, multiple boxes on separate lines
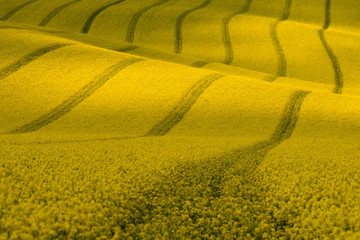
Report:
1,0,360,238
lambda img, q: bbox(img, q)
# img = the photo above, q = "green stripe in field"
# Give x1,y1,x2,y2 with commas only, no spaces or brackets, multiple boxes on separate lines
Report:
146,73,224,136
116,45,139,53
8,58,144,133
174,0,213,54
39,0,83,27
269,90,310,142
82,0,127,33
0,43,72,81
318,0,343,94
126,0,170,43
0,0,39,20
270,0,292,77
222,0,253,65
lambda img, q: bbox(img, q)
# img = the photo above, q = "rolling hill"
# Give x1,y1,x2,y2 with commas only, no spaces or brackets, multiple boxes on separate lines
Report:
1,0,360,238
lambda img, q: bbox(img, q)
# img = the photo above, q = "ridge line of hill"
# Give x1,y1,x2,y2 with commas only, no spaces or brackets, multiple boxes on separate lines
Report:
39,0,82,27
318,0,343,94
6,89,311,145
0,24,347,96
146,73,225,136
126,0,171,43
174,0,213,54
8,57,144,134
82,0,127,34
0,0,39,20
0,43,72,81
222,0,253,65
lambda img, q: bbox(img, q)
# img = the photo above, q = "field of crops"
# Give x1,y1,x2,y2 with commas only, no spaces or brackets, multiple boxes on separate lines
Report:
1,0,360,239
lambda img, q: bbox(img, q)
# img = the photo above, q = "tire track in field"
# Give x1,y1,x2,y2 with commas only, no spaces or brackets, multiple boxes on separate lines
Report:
270,0,292,77
0,0,39,20
39,0,82,27
0,43,72,81
174,0,213,54
9,58,144,134
116,45,139,53
191,60,209,68
126,0,170,43
146,73,224,136
269,90,310,143
222,0,253,65
82,0,127,33
219,90,310,173
188,91,311,225
318,0,343,94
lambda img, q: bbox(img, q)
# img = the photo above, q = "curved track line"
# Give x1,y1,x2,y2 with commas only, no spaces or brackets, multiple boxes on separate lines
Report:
270,0,292,77
0,43,72,81
82,0,127,34
174,0,213,54
222,0,253,65
191,60,209,68
228,90,310,167
270,90,310,143
0,0,39,20
10,89,310,145
146,73,224,136
318,0,343,94
126,0,170,43
117,45,139,52
263,75,278,82
9,58,144,134
39,0,82,27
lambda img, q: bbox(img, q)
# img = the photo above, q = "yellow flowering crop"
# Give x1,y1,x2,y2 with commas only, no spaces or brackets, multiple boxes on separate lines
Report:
1,0,360,238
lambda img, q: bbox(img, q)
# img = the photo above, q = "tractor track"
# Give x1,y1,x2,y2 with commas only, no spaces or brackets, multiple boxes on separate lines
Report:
9,57,144,133
39,0,82,27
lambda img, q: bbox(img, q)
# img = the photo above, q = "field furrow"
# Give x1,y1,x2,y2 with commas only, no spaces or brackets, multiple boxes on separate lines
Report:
270,90,310,142
0,1,360,238
222,0,252,65
270,0,292,77
134,0,207,53
0,43,71,81
23,60,216,139
0,0,38,20
39,0,83,27
229,0,285,74
318,0,343,94
9,58,143,134
126,0,170,43
81,0,126,34
324,31,360,95
43,0,124,32
3,0,83,26
167,75,297,142
178,0,249,64
277,24,334,86
0,37,137,133
174,0,213,54
146,73,224,136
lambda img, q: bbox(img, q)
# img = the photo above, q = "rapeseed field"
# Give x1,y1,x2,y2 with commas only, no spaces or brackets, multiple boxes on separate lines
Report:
1,0,360,238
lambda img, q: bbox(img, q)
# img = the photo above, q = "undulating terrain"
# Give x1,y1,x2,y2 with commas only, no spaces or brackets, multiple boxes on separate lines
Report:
1,0,360,239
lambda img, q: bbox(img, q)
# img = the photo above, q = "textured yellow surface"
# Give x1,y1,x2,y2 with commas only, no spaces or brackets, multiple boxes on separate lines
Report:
1,0,360,238
168,76,294,140
5,0,77,26
33,60,213,137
